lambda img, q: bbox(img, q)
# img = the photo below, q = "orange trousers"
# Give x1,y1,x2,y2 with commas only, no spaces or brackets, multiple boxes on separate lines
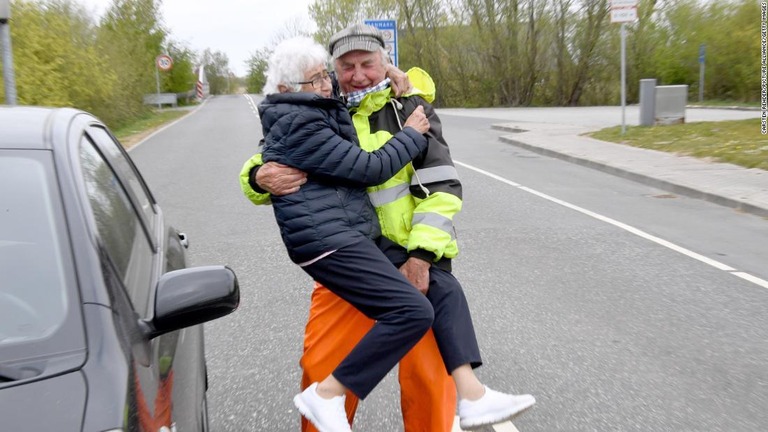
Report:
300,283,457,432
135,370,173,432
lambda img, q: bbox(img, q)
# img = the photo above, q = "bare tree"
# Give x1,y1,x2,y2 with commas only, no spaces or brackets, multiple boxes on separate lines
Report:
566,0,609,106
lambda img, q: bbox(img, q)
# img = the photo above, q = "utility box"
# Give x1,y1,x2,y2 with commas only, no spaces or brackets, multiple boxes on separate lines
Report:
655,85,688,125
638,79,656,126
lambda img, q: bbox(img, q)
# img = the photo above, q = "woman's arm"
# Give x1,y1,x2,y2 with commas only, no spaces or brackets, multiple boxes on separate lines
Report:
267,109,428,187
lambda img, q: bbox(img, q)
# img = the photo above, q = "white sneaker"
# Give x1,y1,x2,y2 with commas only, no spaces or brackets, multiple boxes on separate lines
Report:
293,383,352,432
458,386,535,430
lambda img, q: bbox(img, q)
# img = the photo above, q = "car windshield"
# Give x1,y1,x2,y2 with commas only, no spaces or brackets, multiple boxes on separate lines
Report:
0,153,69,345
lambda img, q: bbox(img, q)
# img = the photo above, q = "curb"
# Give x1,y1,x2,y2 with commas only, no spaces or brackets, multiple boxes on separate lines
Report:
496,133,768,219
686,105,761,112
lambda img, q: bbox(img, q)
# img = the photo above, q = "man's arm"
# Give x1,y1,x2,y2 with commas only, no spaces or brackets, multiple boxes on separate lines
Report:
239,154,308,205
239,153,272,205
399,96,462,293
255,162,308,194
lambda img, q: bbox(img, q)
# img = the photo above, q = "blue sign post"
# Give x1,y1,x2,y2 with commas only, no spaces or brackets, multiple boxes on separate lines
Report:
364,19,398,67
698,44,705,102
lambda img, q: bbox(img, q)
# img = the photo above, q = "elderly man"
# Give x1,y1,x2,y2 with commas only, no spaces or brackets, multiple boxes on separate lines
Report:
241,24,533,431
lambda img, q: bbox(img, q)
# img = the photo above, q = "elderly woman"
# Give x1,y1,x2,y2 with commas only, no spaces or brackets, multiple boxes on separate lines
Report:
257,36,535,432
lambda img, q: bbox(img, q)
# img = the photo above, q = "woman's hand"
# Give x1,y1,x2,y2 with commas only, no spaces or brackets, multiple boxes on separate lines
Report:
386,64,412,97
403,106,429,134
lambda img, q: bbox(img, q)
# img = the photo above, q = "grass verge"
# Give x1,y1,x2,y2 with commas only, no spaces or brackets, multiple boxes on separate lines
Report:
113,109,192,149
587,118,768,171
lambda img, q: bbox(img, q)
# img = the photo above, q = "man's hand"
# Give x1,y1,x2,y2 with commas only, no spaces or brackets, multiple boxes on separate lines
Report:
386,64,412,97
255,161,307,195
399,257,431,294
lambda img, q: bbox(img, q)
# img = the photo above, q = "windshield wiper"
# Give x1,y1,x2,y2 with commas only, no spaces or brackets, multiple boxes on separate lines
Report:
0,364,36,382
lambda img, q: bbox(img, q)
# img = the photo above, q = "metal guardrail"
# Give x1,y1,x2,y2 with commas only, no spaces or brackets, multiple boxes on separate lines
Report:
143,93,178,107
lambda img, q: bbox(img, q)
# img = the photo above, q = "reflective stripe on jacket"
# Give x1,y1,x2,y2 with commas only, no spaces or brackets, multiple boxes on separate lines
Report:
352,79,462,265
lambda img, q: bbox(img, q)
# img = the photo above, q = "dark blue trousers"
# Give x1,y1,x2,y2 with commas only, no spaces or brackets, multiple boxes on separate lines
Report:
303,239,434,399
303,238,482,399
377,237,483,374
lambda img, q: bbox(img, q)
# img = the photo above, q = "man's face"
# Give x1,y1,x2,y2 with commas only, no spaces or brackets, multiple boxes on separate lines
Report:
334,50,386,94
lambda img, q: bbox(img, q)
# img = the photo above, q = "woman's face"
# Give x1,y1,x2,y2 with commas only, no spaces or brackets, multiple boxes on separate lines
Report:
299,64,332,98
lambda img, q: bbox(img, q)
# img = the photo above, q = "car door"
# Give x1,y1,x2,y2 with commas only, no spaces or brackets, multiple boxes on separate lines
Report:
79,123,205,432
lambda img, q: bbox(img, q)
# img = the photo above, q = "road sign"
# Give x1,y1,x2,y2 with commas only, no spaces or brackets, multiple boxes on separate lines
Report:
698,44,705,64
610,0,637,23
611,6,637,23
156,54,173,72
364,19,398,67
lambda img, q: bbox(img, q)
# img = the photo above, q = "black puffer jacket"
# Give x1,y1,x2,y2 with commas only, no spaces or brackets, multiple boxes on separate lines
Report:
258,92,427,264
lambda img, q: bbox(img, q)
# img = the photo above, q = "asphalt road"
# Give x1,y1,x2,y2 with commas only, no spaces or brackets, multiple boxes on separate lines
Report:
128,96,768,432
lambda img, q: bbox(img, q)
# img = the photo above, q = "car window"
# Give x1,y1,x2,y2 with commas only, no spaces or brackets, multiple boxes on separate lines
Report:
79,137,154,315
0,155,68,343
86,126,156,237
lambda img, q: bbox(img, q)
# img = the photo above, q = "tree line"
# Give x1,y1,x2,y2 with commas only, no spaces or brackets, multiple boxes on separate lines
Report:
3,0,757,119
0,0,235,128
247,0,760,108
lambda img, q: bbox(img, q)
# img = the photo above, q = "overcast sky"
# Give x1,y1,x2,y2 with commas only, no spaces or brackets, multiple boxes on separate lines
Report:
78,0,316,76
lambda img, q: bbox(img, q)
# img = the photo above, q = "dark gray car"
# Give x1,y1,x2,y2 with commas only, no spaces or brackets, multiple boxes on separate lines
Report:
0,106,239,432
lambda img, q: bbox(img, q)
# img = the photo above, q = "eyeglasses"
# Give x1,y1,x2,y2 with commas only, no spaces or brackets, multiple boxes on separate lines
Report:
294,70,331,89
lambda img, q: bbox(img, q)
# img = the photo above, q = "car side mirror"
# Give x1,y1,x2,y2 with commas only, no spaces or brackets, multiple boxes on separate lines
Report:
139,265,239,339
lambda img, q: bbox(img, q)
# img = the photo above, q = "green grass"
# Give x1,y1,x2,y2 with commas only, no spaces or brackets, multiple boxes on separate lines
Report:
588,118,768,171
112,109,190,141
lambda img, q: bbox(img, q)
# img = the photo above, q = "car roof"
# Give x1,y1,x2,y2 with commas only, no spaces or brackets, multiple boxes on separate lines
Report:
0,106,86,150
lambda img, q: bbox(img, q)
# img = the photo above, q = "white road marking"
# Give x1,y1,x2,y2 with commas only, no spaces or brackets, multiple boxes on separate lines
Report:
731,271,768,289
451,417,462,432
493,421,522,432
454,160,768,290
243,94,260,117
128,98,209,152
452,416,520,432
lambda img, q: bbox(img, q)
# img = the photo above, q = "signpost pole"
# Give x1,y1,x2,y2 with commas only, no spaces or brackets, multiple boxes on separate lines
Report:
155,65,161,109
610,0,637,135
621,22,627,135
154,54,173,109
698,44,705,103
0,0,17,105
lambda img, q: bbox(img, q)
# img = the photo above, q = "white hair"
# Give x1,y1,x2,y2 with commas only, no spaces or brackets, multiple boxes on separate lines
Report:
262,37,329,95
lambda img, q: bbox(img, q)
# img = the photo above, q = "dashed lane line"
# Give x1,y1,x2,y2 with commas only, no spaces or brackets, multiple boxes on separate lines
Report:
244,94,259,117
